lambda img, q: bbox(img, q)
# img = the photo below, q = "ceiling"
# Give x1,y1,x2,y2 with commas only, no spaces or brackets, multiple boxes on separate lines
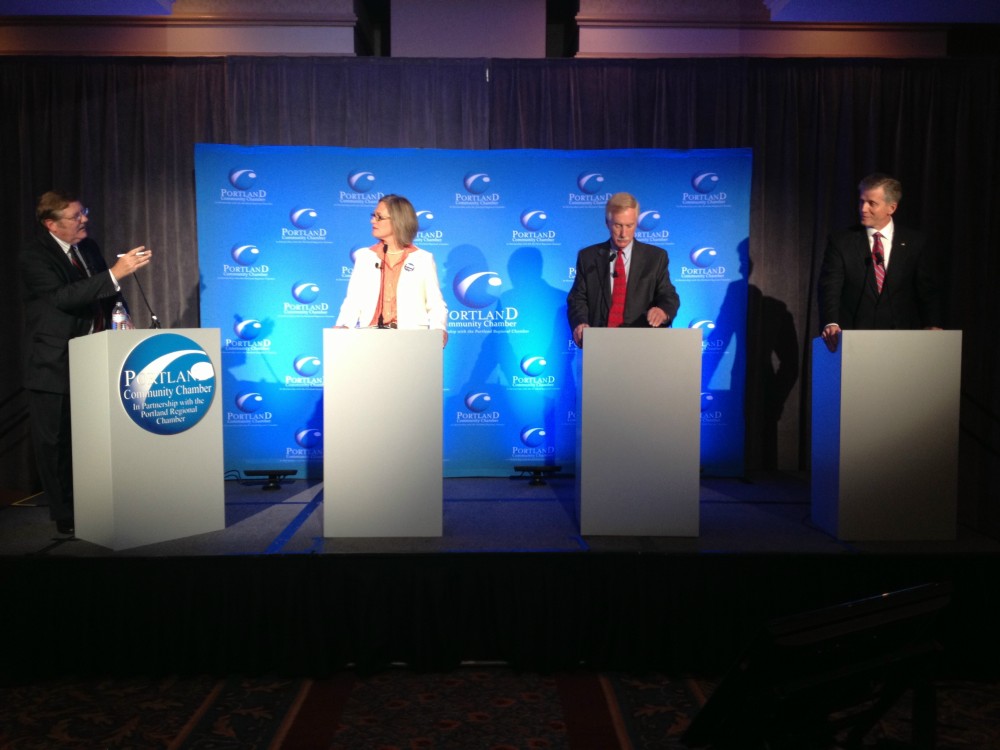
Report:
0,0,174,13
765,0,1000,24
2,0,1000,23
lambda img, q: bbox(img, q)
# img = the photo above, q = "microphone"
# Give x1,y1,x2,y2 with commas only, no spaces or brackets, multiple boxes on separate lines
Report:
377,243,388,328
874,250,885,266
609,248,619,278
132,271,161,329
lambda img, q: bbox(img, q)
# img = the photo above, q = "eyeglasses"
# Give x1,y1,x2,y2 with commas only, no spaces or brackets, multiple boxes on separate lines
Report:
60,207,89,223
370,213,391,222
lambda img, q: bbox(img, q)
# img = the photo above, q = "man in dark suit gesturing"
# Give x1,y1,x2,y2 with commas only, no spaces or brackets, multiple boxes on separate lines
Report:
567,192,680,348
19,191,152,534
818,173,942,353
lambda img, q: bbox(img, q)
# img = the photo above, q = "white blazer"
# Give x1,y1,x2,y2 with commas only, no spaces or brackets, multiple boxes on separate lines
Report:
335,244,448,330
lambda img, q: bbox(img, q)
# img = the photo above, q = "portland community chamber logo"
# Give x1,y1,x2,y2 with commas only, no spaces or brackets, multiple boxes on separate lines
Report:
511,208,556,245
415,209,445,245
223,244,270,279
455,390,501,426
279,204,329,243
464,171,492,194
635,207,669,243
565,171,611,208
577,171,605,194
563,169,611,208
454,170,501,207
229,168,257,190
513,425,555,459
219,167,268,204
682,170,728,206
118,333,216,435
348,169,377,192
452,268,502,309
680,245,726,280
340,169,383,206
511,354,556,389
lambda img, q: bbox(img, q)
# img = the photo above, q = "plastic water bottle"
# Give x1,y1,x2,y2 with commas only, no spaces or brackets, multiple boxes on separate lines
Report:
111,301,128,330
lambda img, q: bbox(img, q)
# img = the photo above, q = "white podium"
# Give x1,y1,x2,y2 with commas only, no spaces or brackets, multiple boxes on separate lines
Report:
323,329,443,537
577,328,702,536
811,331,961,541
69,328,225,550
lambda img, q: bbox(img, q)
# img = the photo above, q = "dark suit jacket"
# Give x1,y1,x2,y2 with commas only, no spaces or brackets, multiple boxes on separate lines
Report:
19,233,120,394
567,239,680,330
818,223,942,332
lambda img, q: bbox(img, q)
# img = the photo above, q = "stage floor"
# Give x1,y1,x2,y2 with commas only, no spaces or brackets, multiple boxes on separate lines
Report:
4,472,998,558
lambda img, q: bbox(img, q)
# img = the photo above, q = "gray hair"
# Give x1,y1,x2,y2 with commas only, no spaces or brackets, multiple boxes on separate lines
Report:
858,173,902,205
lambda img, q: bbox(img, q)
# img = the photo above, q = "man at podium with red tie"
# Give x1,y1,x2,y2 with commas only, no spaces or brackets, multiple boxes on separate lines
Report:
18,190,152,535
567,192,680,348
818,173,943,353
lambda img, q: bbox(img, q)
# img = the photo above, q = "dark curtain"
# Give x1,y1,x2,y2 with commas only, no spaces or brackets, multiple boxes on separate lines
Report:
3,55,997,533
225,57,490,148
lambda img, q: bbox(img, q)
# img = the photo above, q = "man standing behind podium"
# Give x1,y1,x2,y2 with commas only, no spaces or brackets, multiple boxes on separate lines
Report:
818,173,942,353
568,192,680,348
19,190,152,535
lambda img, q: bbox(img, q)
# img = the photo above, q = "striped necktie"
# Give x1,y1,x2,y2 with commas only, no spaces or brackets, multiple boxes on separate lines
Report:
872,232,885,294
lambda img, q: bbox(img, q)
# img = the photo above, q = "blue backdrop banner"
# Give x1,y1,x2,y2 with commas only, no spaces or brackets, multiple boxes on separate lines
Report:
195,145,751,478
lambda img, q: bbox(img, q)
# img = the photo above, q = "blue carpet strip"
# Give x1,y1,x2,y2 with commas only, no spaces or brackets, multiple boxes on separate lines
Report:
265,489,323,554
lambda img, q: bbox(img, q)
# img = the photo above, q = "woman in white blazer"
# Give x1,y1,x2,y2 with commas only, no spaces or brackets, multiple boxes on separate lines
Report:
335,194,448,346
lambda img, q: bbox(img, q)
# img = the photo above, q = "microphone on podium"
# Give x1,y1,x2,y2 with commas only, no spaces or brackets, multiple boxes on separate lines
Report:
132,269,161,328
377,243,388,328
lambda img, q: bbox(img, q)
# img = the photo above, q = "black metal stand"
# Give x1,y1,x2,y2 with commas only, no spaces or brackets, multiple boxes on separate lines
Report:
245,469,298,490
513,465,561,486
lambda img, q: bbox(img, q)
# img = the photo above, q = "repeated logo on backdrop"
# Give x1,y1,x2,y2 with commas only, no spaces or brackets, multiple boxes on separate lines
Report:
196,145,751,477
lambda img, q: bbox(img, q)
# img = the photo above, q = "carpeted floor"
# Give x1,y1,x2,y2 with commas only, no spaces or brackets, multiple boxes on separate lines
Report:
2,668,998,749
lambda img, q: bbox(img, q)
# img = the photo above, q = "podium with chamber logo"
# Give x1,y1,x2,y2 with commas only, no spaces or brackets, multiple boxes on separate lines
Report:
323,328,443,537
69,329,225,550
577,327,702,536
811,330,961,541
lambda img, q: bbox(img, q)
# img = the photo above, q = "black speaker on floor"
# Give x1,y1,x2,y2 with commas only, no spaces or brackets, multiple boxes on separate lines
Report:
682,581,952,750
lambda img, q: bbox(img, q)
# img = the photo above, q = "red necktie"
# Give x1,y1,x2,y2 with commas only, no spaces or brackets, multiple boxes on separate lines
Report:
872,232,885,294
68,246,86,274
607,249,627,328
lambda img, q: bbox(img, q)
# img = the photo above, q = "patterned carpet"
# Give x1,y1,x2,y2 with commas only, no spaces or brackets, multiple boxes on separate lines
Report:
1,668,998,749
